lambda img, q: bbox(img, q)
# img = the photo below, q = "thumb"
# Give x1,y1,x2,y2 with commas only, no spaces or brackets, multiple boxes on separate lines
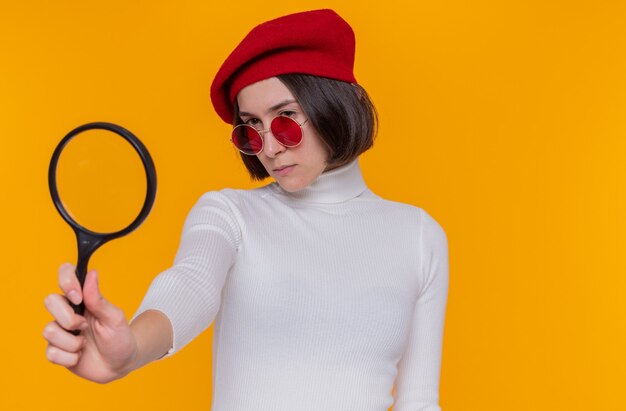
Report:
82,269,123,325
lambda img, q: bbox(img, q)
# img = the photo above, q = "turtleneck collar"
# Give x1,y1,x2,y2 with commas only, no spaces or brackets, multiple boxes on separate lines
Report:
269,160,367,204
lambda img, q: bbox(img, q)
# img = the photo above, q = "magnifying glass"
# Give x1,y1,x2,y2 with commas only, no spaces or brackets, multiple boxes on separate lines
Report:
48,122,157,316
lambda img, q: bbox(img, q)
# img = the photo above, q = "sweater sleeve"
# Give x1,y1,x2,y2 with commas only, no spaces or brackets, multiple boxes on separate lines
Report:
132,191,241,355
393,208,449,410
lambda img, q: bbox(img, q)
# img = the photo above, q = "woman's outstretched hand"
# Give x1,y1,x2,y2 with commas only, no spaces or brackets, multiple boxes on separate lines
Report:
43,263,138,383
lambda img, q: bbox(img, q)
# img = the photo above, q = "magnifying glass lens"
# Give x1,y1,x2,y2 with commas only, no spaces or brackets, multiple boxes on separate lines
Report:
55,129,147,234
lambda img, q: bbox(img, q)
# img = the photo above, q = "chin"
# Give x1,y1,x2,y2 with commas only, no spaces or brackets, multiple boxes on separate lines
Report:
276,181,306,193
274,176,311,193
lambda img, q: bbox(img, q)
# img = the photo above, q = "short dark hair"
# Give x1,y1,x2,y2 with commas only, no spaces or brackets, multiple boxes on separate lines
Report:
233,74,378,180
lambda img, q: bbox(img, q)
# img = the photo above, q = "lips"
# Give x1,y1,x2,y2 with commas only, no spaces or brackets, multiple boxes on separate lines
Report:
274,164,293,171
273,164,296,176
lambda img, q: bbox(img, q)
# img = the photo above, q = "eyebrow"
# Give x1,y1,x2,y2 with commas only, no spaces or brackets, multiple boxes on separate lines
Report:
239,99,298,118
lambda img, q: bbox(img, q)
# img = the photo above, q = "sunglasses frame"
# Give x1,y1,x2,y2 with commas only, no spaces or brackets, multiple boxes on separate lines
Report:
231,116,308,155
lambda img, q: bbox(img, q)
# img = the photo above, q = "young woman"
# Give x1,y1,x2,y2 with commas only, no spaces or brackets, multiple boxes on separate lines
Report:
43,9,449,411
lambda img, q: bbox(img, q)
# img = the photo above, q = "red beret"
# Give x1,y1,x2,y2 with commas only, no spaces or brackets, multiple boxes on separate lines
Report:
210,9,357,124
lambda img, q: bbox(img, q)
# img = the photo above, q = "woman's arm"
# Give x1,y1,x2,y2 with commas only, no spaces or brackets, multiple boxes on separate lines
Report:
393,209,449,410
45,191,239,381
128,309,173,370
131,191,240,355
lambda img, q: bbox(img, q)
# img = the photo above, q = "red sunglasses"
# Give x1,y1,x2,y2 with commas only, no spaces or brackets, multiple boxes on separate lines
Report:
231,116,308,155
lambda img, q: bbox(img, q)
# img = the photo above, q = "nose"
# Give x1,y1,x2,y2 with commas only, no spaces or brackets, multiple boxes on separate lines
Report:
261,129,286,158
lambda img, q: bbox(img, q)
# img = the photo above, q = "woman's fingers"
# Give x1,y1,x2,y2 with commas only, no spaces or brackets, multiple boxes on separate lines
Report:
44,293,87,331
58,263,82,305
43,321,85,353
46,344,81,367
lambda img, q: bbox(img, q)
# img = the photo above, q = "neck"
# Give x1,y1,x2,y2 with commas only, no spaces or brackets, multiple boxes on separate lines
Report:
271,160,367,204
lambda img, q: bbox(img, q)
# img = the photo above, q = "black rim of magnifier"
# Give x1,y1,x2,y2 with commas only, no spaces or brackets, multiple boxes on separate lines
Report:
48,122,157,240
48,122,156,321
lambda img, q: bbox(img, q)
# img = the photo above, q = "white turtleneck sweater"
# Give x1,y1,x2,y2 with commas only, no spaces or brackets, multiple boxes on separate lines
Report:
134,160,448,411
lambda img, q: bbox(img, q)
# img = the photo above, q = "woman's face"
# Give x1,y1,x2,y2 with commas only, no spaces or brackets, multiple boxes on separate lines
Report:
236,77,330,192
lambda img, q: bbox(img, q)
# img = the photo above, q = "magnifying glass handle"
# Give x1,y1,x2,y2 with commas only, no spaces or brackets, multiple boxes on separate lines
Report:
68,258,88,336
72,258,88,316
72,231,105,318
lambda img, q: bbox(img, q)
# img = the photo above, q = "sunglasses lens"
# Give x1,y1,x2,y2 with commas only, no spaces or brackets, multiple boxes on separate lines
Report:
232,126,263,155
271,116,303,147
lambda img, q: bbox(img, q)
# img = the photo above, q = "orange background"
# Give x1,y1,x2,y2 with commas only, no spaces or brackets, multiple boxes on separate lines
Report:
1,1,625,410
